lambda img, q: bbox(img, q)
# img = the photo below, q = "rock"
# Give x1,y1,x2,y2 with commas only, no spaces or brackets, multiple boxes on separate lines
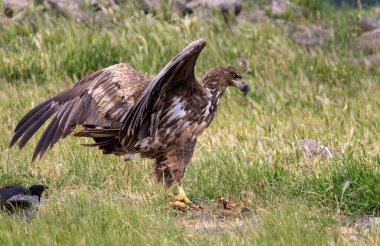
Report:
240,6,270,24
47,0,85,19
360,16,380,33
290,24,330,48
299,139,336,158
240,207,251,215
274,19,294,33
174,0,243,20
267,0,302,17
269,0,288,16
143,0,161,14
191,211,212,222
356,53,380,71
291,31,320,47
357,29,380,51
46,0,118,20
3,0,29,18
354,217,380,227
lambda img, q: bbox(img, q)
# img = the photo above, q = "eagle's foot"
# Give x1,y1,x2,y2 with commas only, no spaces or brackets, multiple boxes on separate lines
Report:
172,193,202,211
171,184,202,211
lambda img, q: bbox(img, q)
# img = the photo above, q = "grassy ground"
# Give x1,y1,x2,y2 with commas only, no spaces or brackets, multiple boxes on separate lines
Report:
1,1,380,245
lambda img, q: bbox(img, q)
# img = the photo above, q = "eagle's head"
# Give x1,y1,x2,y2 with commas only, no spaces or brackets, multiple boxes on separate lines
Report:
221,66,249,96
202,66,249,96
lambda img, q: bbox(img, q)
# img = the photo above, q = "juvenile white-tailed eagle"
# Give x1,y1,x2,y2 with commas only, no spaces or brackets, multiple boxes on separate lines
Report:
10,39,249,210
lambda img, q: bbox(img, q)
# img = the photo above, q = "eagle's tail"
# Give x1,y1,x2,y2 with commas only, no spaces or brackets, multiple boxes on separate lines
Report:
73,127,122,155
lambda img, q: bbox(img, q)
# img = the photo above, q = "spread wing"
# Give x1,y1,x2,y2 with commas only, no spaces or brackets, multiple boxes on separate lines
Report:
10,63,148,161
120,39,206,147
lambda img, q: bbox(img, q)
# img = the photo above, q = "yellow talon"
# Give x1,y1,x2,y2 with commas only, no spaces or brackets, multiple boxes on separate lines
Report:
171,185,202,211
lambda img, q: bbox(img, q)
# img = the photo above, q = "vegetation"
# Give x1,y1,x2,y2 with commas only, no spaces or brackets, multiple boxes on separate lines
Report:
0,1,379,245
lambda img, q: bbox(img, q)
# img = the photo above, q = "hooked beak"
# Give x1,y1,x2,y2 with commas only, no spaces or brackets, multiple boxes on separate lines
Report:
232,79,249,96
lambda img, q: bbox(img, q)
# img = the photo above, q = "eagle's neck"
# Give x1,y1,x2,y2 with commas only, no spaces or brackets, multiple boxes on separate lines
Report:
201,77,227,124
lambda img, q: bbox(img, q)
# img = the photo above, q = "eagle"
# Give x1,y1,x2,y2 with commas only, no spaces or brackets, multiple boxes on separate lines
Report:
9,39,249,210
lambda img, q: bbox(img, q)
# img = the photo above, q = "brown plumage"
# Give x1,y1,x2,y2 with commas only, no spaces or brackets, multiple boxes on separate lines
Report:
10,39,249,210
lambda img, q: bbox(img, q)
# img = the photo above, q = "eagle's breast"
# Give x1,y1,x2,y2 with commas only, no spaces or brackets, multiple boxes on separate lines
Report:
133,86,224,156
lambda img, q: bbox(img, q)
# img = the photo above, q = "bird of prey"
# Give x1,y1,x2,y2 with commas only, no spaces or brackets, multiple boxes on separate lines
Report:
0,184,48,216
9,39,249,210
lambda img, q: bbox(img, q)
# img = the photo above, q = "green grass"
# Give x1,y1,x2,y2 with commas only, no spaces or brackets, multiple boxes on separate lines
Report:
1,2,380,245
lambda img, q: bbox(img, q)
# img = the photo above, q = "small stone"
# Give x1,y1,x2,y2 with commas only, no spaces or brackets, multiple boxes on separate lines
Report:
240,207,251,214
291,31,319,47
3,0,29,18
174,0,243,20
357,28,380,51
299,139,337,158
290,24,329,48
191,211,212,222
359,16,380,33
240,7,270,24
354,217,380,227
268,0,302,17
355,53,380,71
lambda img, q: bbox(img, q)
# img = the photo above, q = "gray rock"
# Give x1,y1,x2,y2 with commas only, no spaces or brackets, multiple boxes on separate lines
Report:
354,217,380,227
46,0,118,20
356,53,380,71
3,0,29,18
191,211,213,222
47,0,85,19
299,139,336,158
267,0,302,17
290,24,330,48
291,31,319,47
274,19,294,33
357,29,380,51
143,0,161,13
175,0,243,20
360,16,380,33
241,7,270,24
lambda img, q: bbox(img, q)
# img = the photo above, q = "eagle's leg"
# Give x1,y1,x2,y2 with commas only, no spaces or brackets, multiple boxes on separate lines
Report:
172,183,202,211
169,163,201,211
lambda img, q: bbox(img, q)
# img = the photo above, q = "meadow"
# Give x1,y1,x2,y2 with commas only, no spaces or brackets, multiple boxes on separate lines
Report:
0,1,379,245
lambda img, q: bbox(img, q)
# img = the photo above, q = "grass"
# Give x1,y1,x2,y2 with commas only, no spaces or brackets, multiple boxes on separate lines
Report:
1,1,380,245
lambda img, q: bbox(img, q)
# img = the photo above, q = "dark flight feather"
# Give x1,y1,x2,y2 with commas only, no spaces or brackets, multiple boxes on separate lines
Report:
10,63,148,161
120,40,206,146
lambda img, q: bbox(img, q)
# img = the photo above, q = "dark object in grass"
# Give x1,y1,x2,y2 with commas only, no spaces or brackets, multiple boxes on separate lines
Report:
0,184,48,215
9,39,249,211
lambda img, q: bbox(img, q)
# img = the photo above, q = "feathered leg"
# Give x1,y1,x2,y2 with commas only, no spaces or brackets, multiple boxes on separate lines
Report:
168,164,199,210
153,142,201,211
153,157,201,210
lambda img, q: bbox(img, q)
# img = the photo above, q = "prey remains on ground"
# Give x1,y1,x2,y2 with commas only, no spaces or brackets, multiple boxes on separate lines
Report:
9,39,249,211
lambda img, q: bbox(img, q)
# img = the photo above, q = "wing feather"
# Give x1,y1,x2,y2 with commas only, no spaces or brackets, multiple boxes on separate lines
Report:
10,63,148,161
120,39,206,146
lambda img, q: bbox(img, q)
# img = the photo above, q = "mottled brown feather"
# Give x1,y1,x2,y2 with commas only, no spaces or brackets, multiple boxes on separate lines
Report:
10,63,149,161
120,40,206,147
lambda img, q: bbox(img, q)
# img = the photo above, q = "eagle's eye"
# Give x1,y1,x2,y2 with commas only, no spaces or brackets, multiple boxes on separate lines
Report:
232,73,241,79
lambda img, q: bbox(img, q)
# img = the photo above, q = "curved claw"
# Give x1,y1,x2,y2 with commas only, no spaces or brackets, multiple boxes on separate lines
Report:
171,184,202,211
172,193,202,211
